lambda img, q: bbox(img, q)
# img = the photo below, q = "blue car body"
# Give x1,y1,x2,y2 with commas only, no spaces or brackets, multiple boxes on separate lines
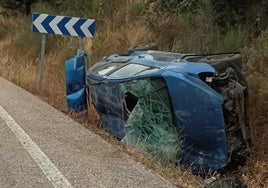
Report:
86,50,249,171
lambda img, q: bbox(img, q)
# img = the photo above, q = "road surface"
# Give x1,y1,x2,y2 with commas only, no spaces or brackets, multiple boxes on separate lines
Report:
0,77,175,188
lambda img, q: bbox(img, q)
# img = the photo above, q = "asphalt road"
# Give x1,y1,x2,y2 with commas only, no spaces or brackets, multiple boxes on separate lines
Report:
0,77,175,188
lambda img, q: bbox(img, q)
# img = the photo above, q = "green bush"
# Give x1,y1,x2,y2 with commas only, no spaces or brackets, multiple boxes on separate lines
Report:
215,26,249,52
0,0,24,9
31,1,58,15
154,0,200,14
127,1,146,21
57,0,94,17
170,0,218,53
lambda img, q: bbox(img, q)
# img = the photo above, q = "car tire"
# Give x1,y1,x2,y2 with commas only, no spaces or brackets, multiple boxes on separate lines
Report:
198,53,242,72
127,43,159,52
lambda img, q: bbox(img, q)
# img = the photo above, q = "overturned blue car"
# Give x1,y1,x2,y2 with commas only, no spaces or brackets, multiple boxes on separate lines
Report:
84,46,250,172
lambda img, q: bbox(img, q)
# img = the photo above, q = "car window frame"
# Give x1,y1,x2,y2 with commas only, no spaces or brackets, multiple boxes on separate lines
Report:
92,61,160,79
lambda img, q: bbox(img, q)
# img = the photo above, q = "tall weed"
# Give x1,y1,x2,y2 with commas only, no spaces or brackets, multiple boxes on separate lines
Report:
11,18,40,61
91,21,154,63
57,0,100,17
32,1,58,15
0,12,19,39
171,1,219,53
171,3,250,53
215,26,249,52
240,30,268,187
126,0,146,22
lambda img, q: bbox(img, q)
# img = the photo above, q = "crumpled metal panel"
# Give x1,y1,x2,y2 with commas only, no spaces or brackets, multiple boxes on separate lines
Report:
162,71,228,170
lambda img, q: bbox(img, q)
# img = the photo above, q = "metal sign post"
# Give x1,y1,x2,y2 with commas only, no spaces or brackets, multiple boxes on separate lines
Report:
39,34,46,92
32,13,95,92
79,37,84,51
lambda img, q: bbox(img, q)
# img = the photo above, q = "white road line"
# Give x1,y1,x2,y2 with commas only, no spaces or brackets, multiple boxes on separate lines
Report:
0,106,73,188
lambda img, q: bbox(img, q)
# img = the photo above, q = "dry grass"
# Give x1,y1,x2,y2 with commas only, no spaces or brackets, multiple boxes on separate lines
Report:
237,31,268,187
91,20,154,63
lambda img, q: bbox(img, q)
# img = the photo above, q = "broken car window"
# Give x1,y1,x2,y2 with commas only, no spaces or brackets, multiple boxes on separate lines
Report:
93,62,124,75
109,63,159,78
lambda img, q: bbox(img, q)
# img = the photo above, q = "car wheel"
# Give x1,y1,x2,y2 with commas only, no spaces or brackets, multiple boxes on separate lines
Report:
127,43,159,52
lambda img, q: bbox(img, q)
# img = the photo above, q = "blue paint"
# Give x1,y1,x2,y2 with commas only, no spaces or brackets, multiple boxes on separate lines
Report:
57,17,71,36
65,52,87,111
41,15,56,34
88,21,96,37
73,18,87,37
32,13,39,33
162,71,228,170
66,88,87,111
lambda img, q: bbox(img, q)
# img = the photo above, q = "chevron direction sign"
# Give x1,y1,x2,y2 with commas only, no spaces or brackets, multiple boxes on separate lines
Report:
32,13,95,38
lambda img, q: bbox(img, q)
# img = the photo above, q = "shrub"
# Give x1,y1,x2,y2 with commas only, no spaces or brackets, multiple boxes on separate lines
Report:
215,26,249,52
